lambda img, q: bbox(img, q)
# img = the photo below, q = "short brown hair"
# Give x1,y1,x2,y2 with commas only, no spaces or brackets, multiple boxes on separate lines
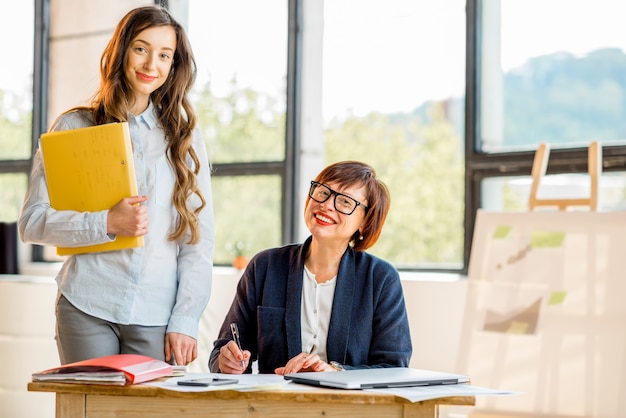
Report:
307,161,390,251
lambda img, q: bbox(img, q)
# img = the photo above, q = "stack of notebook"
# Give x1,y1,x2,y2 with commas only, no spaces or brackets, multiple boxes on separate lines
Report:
32,354,172,385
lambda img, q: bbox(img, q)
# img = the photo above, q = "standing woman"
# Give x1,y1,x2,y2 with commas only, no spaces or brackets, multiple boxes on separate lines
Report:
19,6,214,367
210,161,412,374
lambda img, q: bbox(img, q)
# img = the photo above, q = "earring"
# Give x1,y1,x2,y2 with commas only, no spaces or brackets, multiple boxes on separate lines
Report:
359,235,364,241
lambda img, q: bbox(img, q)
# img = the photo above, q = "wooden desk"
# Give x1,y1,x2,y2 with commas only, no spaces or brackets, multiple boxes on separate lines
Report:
29,381,475,418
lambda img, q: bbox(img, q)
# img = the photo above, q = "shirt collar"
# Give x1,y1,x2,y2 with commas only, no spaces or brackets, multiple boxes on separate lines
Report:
135,101,158,129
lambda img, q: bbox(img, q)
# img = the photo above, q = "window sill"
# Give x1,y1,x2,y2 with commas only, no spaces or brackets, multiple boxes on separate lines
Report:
16,262,466,283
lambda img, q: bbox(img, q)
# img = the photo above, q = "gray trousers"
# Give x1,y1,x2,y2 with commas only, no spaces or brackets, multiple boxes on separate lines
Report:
55,293,167,365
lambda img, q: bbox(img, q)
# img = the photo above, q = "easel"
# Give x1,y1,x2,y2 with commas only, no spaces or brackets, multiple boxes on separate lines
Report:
458,210,626,418
527,141,602,211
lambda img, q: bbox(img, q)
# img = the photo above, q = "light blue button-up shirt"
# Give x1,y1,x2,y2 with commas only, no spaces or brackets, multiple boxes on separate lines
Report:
18,104,214,339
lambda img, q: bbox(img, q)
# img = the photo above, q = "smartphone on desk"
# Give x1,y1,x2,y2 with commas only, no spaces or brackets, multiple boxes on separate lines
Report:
177,377,239,387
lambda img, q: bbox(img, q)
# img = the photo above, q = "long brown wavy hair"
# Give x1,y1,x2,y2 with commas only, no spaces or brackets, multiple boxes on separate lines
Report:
66,5,206,244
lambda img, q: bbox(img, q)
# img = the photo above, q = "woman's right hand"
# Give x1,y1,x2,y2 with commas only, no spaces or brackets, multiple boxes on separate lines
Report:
107,195,149,237
218,340,250,374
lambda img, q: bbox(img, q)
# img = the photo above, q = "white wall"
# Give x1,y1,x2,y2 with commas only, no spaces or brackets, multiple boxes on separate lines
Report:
0,276,57,418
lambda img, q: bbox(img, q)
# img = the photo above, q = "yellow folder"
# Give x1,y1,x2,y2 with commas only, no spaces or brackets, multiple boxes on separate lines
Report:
40,122,144,255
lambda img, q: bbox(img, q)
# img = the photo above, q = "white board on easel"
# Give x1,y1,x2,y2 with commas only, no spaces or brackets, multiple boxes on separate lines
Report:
458,210,626,418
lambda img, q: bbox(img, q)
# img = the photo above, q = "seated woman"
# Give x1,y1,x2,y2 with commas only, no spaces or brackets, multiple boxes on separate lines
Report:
210,161,412,374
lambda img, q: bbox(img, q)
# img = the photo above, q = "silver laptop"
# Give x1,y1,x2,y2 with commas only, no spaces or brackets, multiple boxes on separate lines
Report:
284,367,469,389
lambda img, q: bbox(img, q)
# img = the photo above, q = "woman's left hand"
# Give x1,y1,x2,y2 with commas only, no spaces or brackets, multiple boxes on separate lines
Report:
165,332,197,366
274,352,334,375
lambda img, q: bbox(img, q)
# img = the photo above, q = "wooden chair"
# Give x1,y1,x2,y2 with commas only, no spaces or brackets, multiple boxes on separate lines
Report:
528,141,602,211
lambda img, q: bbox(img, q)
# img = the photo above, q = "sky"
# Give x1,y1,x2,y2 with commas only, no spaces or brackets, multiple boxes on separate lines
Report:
3,0,626,120
500,0,626,71
182,0,626,120
184,1,468,120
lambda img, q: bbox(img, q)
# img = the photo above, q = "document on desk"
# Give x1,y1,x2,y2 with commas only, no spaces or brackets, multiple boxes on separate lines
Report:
363,383,519,403
32,354,172,385
144,373,288,392
146,373,516,401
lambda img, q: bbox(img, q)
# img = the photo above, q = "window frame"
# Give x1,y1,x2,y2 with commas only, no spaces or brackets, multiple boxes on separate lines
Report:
464,0,626,273
29,0,50,261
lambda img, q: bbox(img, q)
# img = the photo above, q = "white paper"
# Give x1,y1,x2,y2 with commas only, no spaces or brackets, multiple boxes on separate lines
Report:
144,373,516,403
143,372,289,392
364,384,518,403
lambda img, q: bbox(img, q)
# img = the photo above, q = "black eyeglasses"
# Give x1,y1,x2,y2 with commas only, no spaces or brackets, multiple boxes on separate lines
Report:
309,181,369,215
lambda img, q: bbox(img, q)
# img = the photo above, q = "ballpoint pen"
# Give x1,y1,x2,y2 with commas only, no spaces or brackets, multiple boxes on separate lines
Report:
230,323,245,368
177,375,239,387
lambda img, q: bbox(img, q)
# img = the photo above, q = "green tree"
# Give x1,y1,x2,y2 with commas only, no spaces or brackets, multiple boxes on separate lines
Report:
194,79,285,264
195,78,285,164
325,102,464,266
0,90,32,159
0,89,31,222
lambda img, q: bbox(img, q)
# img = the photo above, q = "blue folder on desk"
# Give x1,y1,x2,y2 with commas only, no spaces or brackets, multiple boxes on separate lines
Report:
284,367,469,390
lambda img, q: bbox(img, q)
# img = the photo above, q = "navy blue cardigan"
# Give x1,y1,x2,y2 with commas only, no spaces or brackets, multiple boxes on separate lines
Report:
209,236,412,374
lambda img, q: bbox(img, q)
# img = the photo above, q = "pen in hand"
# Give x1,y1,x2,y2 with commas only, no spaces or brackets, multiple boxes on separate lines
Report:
230,323,245,368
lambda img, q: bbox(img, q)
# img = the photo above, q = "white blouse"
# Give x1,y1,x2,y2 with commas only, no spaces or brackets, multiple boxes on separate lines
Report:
300,265,337,362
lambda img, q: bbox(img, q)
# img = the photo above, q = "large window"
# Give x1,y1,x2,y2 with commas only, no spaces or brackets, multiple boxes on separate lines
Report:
466,0,626,267
183,0,289,265
322,1,466,270
0,0,34,223
14,0,626,274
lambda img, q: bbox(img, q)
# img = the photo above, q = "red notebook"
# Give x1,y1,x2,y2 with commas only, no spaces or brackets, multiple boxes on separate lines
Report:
32,354,173,385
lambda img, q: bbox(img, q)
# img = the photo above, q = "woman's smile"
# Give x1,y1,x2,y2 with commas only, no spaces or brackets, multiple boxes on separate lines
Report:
136,72,157,82
314,212,335,225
